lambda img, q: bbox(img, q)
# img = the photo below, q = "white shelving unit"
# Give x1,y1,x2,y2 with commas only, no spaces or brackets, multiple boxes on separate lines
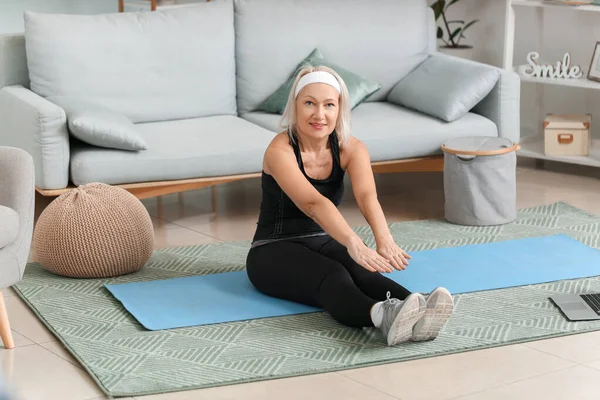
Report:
504,0,600,168
517,72,600,90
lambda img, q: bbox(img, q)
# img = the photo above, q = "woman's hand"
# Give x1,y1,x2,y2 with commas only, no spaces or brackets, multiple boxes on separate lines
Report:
346,237,394,273
375,237,411,271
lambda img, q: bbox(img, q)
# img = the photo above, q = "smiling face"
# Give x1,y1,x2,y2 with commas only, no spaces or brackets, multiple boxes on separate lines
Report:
295,83,340,141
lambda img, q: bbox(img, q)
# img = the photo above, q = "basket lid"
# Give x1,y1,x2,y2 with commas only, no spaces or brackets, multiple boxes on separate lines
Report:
441,137,519,156
544,113,591,129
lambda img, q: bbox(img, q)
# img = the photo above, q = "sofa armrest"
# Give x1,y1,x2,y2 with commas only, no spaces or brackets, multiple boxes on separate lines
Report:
471,66,521,144
0,85,70,189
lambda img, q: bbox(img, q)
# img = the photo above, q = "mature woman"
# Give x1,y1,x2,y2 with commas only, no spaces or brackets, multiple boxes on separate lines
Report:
246,65,454,346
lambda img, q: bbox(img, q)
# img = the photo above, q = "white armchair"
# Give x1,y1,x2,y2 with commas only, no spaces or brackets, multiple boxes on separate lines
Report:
0,146,35,349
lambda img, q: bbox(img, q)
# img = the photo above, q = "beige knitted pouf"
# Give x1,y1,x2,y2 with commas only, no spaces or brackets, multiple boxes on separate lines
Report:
34,183,154,278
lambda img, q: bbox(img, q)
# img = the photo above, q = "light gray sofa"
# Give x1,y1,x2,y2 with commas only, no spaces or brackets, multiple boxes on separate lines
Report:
0,0,520,198
0,146,35,349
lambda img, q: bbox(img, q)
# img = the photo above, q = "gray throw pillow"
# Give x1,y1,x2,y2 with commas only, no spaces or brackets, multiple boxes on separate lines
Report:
387,54,501,122
48,97,148,151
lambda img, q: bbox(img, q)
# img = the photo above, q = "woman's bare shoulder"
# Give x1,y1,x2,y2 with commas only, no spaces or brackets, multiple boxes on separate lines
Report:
340,136,367,168
264,131,295,174
268,131,292,148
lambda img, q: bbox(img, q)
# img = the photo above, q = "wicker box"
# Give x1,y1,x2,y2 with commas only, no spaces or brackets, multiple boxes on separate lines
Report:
544,114,591,157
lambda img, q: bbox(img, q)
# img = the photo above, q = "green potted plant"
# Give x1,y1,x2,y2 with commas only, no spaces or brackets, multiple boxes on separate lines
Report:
430,0,478,59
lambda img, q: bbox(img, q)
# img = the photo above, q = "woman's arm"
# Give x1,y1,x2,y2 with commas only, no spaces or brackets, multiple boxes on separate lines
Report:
345,139,392,243
265,140,393,273
346,139,410,269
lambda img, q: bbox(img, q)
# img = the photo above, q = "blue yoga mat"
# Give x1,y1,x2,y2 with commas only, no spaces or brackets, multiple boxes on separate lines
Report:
105,234,600,330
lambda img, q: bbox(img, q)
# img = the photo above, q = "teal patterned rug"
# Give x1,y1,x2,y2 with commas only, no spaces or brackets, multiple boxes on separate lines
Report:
13,202,600,398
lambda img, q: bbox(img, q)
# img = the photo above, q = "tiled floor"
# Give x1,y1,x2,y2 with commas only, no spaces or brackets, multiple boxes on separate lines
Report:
4,159,600,400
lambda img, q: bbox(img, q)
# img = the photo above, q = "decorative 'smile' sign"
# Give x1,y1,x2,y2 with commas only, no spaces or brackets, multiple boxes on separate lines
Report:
522,51,583,79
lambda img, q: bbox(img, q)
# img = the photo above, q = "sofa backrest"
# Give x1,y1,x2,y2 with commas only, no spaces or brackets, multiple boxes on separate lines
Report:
234,0,432,115
23,1,237,123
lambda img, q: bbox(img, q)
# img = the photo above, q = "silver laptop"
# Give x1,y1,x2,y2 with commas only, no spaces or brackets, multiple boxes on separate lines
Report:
550,293,600,321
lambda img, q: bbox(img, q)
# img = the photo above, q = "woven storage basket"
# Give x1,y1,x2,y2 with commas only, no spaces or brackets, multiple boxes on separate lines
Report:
441,137,520,226
34,183,154,278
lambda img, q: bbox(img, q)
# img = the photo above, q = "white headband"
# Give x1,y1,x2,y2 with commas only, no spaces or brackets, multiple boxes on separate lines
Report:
294,71,341,98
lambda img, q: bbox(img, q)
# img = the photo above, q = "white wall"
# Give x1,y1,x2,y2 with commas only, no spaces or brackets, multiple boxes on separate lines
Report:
0,0,75,34
68,0,119,14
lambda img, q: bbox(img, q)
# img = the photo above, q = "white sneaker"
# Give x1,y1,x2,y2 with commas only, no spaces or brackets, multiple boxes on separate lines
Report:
379,292,426,346
412,287,454,341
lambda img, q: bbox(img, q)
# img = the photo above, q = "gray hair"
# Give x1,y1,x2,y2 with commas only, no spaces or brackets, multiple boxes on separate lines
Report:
280,65,351,148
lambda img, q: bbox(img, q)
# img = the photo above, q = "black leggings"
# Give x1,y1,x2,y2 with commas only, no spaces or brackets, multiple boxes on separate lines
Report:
246,235,412,328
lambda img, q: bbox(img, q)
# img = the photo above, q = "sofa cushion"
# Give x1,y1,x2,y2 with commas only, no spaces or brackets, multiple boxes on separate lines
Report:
387,54,501,122
48,97,147,151
242,102,498,161
351,103,498,160
241,112,283,133
257,48,382,114
69,116,276,186
24,1,236,124
0,205,19,249
234,0,431,114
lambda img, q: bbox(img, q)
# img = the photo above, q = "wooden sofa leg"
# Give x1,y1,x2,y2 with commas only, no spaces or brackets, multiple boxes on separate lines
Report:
0,292,14,349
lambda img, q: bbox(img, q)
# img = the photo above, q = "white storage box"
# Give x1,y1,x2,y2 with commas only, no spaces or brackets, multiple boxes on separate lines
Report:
544,114,591,157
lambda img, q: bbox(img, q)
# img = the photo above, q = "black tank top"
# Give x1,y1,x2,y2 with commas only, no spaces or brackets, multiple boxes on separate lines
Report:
252,131,345,244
